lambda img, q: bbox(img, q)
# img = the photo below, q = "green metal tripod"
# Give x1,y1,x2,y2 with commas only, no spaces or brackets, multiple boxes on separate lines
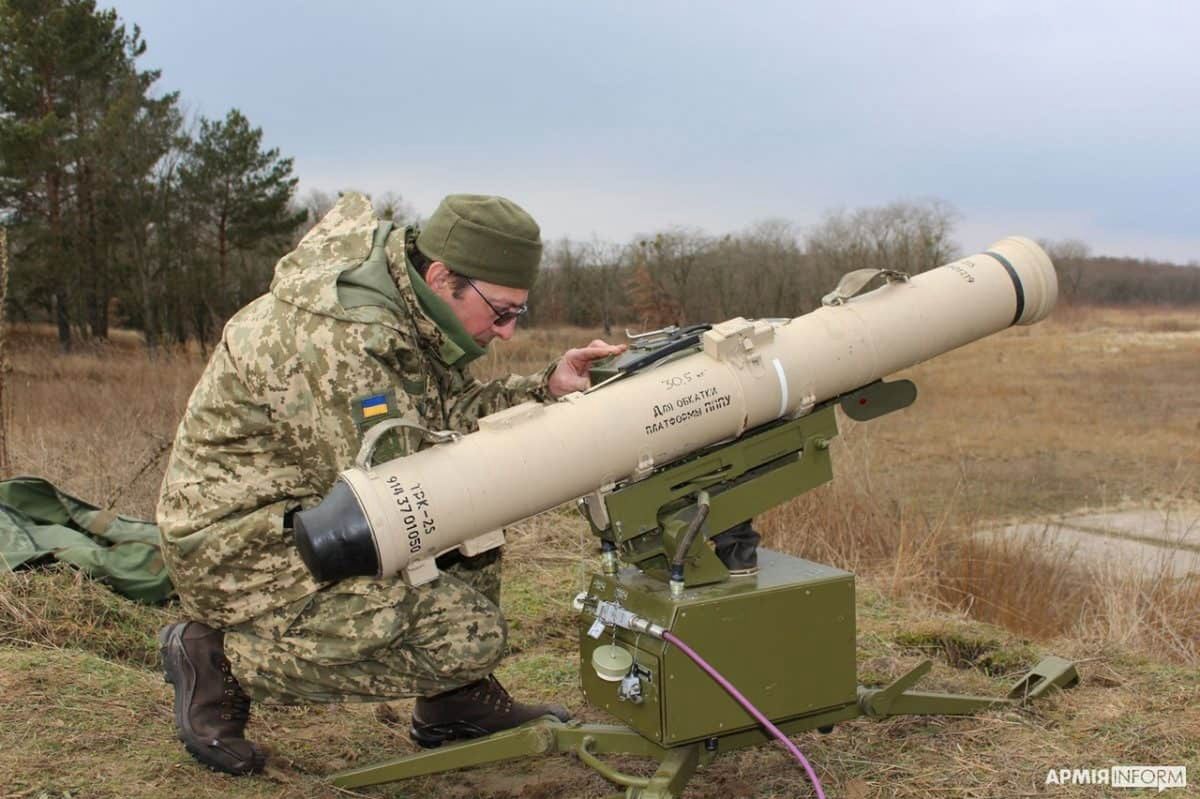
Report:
328,656,1078,798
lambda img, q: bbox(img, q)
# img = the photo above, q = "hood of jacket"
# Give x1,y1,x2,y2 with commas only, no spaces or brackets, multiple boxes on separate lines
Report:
269,192,485,367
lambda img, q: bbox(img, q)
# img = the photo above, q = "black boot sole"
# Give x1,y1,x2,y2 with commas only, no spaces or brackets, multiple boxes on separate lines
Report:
181,741,267,775
409,720,491,749
409,713,571,750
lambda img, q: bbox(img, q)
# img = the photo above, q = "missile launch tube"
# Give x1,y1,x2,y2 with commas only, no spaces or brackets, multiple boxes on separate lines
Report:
293,237,1057,584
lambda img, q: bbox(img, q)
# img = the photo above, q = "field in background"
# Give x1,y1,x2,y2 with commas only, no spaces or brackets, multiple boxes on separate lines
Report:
1,305,1198,798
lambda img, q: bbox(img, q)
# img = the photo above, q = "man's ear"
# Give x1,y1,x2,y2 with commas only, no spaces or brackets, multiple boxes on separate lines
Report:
425,261,450,291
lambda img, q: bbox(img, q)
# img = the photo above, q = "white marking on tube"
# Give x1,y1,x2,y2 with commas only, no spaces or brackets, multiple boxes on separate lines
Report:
772,358,788,417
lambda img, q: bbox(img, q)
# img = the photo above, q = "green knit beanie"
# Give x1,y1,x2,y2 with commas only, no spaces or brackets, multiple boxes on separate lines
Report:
416,194,542,289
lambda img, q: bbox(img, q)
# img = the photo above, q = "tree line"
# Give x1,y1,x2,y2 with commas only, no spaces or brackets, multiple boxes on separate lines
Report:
0,0,303,355
2,1,1197,356
534,201,963,333
532,208,1200,333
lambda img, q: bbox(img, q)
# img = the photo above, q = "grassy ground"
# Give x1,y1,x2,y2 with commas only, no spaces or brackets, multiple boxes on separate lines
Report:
1,306,1198,798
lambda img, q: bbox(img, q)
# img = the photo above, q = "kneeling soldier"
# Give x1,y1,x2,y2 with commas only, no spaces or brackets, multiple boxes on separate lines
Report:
158,193,623,773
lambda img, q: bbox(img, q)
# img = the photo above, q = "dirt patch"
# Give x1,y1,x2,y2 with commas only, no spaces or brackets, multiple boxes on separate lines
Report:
982,505,1200,579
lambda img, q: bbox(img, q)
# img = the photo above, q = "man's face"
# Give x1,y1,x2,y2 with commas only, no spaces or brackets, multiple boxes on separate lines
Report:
426,262,530,346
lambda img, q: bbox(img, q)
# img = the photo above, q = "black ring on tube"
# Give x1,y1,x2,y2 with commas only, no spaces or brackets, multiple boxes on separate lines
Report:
293,481,380,583
984,250,1025,326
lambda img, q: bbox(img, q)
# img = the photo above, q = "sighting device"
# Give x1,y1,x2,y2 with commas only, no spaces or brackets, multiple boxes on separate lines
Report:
298,238,1079,798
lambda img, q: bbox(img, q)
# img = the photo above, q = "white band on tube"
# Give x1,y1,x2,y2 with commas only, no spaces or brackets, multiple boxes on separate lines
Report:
772,357,788,418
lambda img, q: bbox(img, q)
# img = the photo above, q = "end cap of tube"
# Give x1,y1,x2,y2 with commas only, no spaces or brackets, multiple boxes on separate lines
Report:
987,236,1059,325
293,481,379,583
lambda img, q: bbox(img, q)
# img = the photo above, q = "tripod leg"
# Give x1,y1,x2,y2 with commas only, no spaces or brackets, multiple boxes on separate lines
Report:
330,722,555,788
628,744,702,799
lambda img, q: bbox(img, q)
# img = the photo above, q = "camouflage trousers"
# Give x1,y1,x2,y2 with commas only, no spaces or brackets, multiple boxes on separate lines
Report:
224,550,505,704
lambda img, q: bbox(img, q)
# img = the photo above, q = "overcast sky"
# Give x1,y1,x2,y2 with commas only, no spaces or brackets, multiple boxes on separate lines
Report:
105,1,1199,262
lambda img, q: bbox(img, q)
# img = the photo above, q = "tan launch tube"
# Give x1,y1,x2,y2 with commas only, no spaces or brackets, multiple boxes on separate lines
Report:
341,237,1056,584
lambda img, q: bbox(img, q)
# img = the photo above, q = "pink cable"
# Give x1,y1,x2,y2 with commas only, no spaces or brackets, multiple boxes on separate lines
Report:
662,630,826,799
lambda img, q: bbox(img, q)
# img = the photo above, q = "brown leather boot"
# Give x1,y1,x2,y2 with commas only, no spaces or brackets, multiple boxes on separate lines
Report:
410,675,570,748
159,621,266,775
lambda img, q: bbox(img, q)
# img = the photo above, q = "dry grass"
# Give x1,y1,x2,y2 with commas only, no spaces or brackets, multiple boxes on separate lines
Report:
1,306,1198,798
4,323,200,517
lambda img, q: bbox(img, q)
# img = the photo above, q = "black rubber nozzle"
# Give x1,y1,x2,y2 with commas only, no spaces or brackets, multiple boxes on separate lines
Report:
293,481,379,583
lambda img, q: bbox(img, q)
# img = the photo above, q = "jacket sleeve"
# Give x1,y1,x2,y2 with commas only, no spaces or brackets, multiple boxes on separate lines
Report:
442,362,558,433
156,327,328,627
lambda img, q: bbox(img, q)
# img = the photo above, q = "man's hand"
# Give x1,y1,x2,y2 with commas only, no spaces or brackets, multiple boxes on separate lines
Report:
548,340,627,399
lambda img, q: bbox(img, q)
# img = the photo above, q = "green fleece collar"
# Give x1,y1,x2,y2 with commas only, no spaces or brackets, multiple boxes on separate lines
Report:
336,220,486,368
406,261,486,367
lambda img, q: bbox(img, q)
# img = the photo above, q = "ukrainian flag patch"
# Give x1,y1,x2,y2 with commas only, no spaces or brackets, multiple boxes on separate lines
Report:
352,389,399,431
362,393,389,418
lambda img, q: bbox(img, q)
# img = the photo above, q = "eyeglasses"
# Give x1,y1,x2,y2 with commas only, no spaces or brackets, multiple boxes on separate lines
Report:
466,279,528,326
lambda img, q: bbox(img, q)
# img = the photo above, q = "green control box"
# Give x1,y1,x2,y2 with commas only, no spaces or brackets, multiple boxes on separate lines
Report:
579,549,856,745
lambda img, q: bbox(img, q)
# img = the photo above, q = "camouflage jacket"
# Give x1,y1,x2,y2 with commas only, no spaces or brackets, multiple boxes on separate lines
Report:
157,193,553,627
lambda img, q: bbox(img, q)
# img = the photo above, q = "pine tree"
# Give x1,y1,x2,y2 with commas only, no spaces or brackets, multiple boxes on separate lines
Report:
105,85,183,354
179,109,305,333
0,0,177,349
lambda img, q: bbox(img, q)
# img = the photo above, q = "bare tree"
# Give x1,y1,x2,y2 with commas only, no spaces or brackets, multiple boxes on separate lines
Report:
299,188,336,230
636,229,711,324
806,199,960,305
627,241,682,329
736,219,806,316
1039,238,1091,304
372,191,416,225
587,238,627,336
544,238,590,326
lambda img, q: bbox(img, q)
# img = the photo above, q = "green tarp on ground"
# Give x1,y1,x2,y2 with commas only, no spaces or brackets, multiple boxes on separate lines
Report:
0,476,173,603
